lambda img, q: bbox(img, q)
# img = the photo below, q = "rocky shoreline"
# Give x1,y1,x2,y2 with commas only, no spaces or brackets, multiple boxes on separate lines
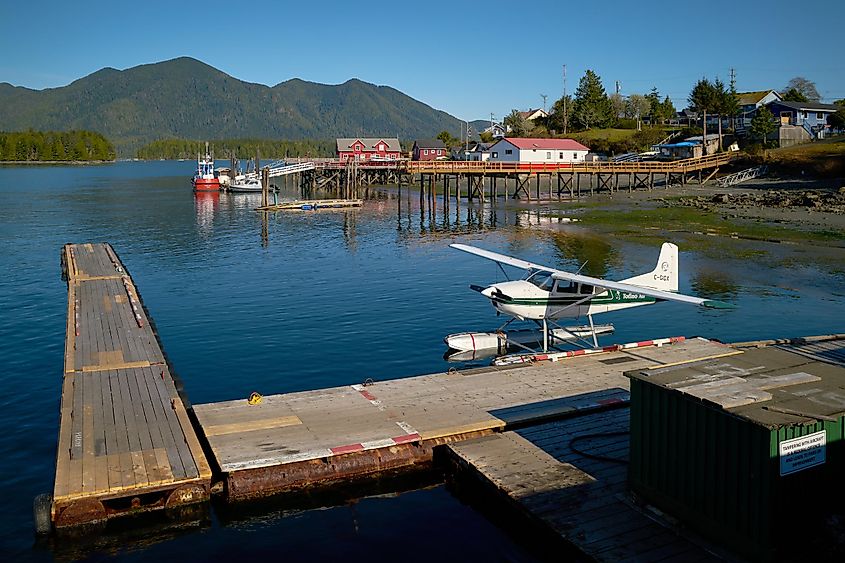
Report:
668,188,845,215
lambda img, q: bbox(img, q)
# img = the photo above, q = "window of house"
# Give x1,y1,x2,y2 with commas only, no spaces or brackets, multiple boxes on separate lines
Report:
492,152,498,158
505,149,513,155
437,150,441,155
546,152,551,159
379,144,385,151
573,153,578,160
559,152,564,159
423,149,428,155
817,112,824,120
355,145,361,151
802,111,808,119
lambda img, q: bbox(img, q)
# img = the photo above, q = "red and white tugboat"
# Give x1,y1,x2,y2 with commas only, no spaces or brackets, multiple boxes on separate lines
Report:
191,143,220,191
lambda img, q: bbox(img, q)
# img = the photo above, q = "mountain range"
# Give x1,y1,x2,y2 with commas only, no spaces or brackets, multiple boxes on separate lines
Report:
0,57,470,156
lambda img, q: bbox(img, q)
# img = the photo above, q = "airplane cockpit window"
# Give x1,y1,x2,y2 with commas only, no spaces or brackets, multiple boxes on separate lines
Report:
555,281,579,293
526,270,554,290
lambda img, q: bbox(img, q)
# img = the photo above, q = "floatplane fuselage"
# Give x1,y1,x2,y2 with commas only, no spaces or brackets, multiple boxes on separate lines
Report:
452,242,730,352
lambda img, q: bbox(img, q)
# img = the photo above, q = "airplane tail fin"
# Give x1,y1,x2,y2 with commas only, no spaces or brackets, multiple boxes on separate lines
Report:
622,242,678,292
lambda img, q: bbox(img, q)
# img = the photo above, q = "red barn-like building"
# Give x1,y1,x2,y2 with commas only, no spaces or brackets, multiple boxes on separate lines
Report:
412,139,447,161
336,138,401,162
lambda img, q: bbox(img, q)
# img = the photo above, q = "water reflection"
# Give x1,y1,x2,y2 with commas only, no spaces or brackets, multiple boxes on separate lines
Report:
551,233,619,278
691,270,740,300
194,191,219,239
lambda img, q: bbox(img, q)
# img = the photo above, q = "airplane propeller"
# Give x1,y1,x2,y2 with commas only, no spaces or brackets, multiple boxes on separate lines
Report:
469,284,513,301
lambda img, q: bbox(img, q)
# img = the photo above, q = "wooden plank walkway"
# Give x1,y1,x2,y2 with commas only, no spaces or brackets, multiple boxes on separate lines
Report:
405,153,732,175
53,243,212,528
193,337,738,500
446,408,721,561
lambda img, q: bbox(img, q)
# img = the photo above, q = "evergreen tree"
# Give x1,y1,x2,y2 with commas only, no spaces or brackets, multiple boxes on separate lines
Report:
750,106,777,147
781,88,809,103
504,109,533,136
829,99,845,130
548,95,573,134
689,78,719,152
572,70,613,130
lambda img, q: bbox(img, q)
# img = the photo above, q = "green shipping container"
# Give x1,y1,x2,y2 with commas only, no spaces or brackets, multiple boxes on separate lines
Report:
626,346,845,560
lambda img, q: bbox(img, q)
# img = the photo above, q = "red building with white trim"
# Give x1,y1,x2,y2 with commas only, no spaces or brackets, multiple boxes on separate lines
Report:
336,138,402,162
412,139,447,161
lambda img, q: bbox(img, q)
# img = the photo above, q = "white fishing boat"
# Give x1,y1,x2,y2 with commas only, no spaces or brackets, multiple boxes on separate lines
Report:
227,177,263,192
444,324,615,354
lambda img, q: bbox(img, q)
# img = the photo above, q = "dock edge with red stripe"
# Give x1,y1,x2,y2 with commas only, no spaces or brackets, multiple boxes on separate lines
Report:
494,336,687,366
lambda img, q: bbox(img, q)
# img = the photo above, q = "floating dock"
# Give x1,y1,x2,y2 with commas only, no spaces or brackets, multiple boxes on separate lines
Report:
445,412,718,561
256,198,362,211
52,244,211,529
192,337,735,501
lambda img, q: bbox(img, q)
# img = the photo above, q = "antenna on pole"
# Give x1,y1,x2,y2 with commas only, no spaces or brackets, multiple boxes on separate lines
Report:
562,64,568,135
540,94,548,113
615,80,620,95
729,67,736,90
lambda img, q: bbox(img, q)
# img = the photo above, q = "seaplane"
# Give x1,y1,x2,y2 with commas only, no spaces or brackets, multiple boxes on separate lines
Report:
445,242,731,357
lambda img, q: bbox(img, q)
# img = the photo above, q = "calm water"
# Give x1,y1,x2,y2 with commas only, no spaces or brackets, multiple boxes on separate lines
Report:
1,162,843,561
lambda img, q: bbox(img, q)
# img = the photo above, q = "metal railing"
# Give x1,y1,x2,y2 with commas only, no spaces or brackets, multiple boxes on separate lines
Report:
244,161,316,179
715,165,767,188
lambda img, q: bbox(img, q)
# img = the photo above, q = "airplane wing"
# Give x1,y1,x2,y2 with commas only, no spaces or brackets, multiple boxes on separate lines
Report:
451,243,732,309
449,243,557,272
550,271,732,309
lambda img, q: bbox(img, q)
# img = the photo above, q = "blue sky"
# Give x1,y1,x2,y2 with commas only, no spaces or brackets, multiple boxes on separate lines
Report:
2,0,843,122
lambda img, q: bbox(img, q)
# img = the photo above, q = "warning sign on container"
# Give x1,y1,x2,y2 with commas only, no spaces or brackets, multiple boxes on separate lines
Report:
779,431,826,476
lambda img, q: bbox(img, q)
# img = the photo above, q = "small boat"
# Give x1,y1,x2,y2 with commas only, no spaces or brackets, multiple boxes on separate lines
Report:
191,144,220,191
227,177,263,192
444,324,615,354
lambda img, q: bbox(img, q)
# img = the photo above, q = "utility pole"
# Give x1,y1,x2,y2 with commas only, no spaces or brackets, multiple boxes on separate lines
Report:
540,94,548,113
562,64,568,136
615,80,620,95
465,121,470,159
729,68,737,132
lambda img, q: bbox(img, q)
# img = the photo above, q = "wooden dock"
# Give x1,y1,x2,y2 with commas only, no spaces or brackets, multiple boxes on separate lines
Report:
445,408,721,561
192,337,737,501
52,243,212,529
405,153,733,202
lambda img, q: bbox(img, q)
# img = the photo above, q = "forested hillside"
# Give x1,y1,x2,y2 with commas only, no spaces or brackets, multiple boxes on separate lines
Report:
0,57,464,156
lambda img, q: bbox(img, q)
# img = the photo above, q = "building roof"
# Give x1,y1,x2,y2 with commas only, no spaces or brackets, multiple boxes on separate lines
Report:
736,90,780,106
469,142,493,152
518,109,549,120
413,139,446,149
684,134,721,142
500,137,590,151
768,100,841,112
336,138,401,152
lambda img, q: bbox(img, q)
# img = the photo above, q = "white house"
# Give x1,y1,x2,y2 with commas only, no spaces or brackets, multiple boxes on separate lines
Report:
519,108,549,121
483,123,507,139
486,138,590,165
